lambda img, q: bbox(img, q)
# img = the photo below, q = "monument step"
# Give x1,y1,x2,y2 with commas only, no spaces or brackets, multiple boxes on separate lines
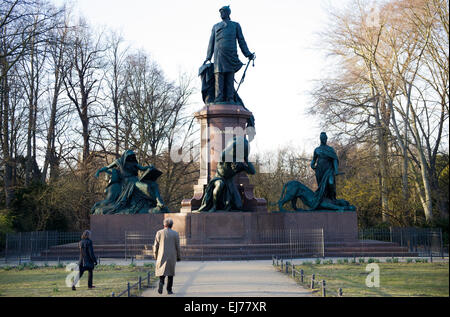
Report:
29,240,417,261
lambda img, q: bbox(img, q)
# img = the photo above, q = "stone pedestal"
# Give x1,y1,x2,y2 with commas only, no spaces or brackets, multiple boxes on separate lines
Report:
90,211,358,244
181,103,267,213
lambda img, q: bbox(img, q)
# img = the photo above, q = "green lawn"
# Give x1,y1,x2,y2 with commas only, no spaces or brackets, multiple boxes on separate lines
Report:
277,260,449,297
0,263,157,297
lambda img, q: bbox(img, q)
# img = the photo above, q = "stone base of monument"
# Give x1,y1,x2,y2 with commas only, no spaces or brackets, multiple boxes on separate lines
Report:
32,210,418,261
90,211,358,244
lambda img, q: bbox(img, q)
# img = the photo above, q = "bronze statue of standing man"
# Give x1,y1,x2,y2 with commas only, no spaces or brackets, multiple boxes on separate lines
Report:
204,6,255,103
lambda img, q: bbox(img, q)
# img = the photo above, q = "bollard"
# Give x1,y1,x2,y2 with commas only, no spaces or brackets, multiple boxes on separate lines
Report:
311,274,315,289
147,272,150,287
285,261,289,274
276,257,279,266
281,259,283,271
292,264,295,278
338,288,343,297
138,276,142,291
322,280,326,297
300,269,304,283
127,282,130,297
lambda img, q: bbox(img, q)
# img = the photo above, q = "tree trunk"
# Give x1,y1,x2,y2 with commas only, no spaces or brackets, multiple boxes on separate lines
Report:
1,62,14,206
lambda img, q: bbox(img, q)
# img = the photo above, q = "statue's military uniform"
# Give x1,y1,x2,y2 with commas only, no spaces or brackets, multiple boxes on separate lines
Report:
206,20,252,102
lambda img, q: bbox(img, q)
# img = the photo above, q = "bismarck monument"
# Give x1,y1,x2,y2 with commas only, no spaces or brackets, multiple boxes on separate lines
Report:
90,6,357,246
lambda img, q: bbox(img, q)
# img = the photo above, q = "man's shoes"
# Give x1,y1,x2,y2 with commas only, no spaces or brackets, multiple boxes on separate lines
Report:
158,283,163,294
88,286,96,289
72,286,76,291
167,290,173,295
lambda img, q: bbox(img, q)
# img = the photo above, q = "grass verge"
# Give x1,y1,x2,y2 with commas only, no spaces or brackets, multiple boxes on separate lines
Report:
0,262,157,297
275,260,449,297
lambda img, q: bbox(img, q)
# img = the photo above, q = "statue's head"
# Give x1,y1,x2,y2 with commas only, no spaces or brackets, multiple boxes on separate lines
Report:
320,132,328,145
122,150,137,163
219,6,231,20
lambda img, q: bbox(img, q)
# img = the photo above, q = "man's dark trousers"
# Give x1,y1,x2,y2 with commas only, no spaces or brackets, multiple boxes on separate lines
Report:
79,265,93,288
159,276,173,292
215,72,234,102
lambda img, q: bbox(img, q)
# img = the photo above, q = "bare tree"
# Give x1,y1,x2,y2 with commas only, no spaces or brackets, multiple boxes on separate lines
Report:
63,18,105,166
311,0,449,222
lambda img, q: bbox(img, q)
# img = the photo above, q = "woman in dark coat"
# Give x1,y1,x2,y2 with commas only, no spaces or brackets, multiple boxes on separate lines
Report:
73,230,97,290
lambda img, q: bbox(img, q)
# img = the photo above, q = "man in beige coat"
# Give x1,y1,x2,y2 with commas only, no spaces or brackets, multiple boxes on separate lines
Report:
153,218,181,294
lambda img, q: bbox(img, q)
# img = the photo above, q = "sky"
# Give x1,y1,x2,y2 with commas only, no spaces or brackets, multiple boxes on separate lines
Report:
51,0,348,156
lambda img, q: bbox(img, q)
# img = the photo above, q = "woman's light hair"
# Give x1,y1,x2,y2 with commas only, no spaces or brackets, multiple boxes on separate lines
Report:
163,218,174,228
81,230,91,239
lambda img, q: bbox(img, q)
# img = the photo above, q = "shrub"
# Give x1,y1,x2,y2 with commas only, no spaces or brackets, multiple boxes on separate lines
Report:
315,258,321,265
351,258,356,264
368,258,376,263
337,259,344,264
343,258,349,263
415,258,428,263
392,258,399,263
406,258,413,263
358,258,365,263
386,258,393,263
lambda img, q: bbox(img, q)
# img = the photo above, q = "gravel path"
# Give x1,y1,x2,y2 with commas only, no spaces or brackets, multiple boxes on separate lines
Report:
142,260,312,297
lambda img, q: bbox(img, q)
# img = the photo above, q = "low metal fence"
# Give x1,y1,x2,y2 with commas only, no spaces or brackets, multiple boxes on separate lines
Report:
2,231,81,262
112,271,155,297
273,256,343,297
123,228,325,261
358,227,444,257
1,227,445,262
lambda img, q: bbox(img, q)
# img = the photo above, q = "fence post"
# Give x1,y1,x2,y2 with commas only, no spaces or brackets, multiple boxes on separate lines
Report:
292,264,295,278
439,229,444,259
322,280,326,297
300,269,304,283
46,231,49,263
281,259,283,271
127,282,130,297
338,288,343,297
321,228,325,258
4,233,8,263
285,261,289,274
311,274,315,289
289,229,293,262
19,232,22,263
124,231,127,260
138,276,142,292
147,271,151,287
30,232,33,258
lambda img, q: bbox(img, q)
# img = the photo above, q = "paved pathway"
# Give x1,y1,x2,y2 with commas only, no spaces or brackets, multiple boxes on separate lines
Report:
142,260,312,297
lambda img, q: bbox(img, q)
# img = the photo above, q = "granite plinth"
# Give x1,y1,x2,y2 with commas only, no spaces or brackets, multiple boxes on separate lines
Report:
90,211,357,244
181,103,267,213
